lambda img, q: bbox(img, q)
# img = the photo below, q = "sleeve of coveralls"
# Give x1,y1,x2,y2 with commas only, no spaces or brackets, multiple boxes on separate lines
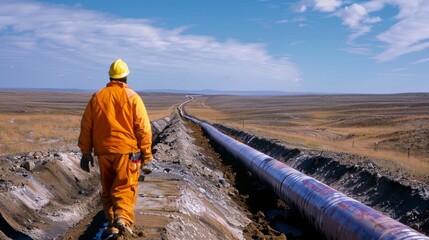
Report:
133,95,153,162
78,96,94,154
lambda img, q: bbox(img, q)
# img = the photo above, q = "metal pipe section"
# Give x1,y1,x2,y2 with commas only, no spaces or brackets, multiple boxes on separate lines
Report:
178,100,429,240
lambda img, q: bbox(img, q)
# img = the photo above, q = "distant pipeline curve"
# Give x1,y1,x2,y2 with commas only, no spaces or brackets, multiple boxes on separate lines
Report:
177,97,429,240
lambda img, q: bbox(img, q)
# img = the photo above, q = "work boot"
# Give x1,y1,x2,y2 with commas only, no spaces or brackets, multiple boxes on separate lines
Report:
108,226,119,235
101,226,119,238
141,162,158,174
115,218,133,235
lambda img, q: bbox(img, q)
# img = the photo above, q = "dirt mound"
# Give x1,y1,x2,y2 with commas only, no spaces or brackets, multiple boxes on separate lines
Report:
0,151,100,239
186,121,304,239
149,115,252,239
214,123,429,235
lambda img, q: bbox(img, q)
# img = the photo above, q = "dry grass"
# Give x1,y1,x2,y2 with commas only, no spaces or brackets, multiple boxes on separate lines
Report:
0,90,185,155
140,92,188,120
186,94,429,177
0,114,81,154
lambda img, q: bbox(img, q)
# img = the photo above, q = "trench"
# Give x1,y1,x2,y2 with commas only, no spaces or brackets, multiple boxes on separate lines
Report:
185,119,323,239
0,212,32,240
213,123,429,236
180,97,429,239
60,113,322,240
61,104,429,239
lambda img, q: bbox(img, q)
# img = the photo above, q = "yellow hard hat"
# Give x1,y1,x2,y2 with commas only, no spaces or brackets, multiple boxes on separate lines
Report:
109,59,130,79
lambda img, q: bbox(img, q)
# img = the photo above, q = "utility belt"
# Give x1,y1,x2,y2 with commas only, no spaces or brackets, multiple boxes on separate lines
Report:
129,152,141,163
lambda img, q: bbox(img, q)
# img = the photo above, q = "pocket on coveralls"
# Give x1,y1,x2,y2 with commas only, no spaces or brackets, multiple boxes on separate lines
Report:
129,161,140,184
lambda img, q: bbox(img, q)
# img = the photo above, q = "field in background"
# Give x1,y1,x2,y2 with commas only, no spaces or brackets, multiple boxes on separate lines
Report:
2,90,428,177
0,90,186,155
186,94,429,177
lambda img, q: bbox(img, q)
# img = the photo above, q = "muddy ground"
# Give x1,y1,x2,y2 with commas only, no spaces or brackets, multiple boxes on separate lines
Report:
0,112,428,239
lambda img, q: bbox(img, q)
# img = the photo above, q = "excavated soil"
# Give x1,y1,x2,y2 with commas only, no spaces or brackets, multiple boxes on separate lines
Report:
0,151,100,239
214,124,429,235
1,112,428,239
185,120,322,240
48,113,308,239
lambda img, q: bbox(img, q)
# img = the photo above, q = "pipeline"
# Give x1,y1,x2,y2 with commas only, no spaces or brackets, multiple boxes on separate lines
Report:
178,98,429,240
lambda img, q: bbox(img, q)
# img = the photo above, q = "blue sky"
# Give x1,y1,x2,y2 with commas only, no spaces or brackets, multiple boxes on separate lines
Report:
0,0,428,93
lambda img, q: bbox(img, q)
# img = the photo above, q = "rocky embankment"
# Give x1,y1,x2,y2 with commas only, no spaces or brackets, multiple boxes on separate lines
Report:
214,123,429,235
0,116,174,239
0,150,100,239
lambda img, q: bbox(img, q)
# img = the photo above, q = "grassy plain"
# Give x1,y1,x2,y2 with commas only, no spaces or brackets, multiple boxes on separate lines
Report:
186,94,429,176
0,90,186,155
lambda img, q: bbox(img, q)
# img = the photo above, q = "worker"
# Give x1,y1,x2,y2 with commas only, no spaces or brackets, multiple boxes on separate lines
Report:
78,59,153,236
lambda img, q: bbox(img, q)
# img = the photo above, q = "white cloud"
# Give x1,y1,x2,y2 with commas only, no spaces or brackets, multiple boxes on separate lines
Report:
338,3,368,28
374,0,429,61
296,0,342,13
336,3,381,40
314,0,343,12
386,0,423,19
303,0,429,62
276,19,289,24
412,57,429,65
292,16,306,23
343,45,372,55
0,0,300,91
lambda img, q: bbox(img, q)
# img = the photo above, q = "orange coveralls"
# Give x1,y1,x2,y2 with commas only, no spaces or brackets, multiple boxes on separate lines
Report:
78,81,152,226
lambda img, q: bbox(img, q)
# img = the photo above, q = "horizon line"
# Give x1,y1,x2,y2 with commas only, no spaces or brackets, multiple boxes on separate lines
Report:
0,87,428,96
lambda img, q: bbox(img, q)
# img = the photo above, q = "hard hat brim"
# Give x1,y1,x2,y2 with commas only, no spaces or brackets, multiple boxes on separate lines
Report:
109,71,130,79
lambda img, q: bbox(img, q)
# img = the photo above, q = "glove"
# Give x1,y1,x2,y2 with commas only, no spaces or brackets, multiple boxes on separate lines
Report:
80,153,94,172
141,159,157,175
